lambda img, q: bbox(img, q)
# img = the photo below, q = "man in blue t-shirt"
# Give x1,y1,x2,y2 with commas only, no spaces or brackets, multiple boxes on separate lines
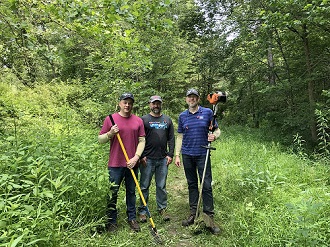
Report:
175,88,221,235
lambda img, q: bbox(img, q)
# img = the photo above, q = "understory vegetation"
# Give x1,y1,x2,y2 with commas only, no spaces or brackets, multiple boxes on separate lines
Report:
1,1,329,245
1,82,329,247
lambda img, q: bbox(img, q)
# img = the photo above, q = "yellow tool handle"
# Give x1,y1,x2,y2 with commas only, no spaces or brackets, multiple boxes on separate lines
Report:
116,133,156,228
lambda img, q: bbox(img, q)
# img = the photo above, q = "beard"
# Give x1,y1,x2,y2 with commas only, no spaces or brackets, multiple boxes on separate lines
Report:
151,107,161,114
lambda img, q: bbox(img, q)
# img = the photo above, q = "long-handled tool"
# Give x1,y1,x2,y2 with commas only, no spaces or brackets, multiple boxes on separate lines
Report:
109,115,162,244
193,91,227,232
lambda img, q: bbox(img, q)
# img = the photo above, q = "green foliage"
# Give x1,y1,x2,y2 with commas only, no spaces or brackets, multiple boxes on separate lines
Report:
210,126,329,247
287,197,328,246
1,0,330,150
0,80,109,246
315,90,330,156
1,81,329,246
291,133,309,159
189,0,330,148
315,109,329,156
2,0,330,245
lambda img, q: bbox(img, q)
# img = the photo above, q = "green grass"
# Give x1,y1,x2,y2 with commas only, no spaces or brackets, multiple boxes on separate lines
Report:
1,121,330,247
70,127,330,247
1,83,329,246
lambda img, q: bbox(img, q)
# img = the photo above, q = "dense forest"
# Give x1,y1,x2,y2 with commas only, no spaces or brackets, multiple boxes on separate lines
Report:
1,0,329,149
1,0,329,246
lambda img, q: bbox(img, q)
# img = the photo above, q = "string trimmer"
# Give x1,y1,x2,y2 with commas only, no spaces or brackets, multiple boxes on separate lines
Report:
109,115,163,244
191,91,227,234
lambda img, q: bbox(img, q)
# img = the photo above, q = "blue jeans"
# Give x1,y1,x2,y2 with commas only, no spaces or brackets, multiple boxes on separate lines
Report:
182,154,214,216
107,167,138,224
138,158,168,215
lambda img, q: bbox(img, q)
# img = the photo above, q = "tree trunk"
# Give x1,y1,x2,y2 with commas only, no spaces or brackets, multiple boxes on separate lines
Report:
267,39,276,85
302,24,317,142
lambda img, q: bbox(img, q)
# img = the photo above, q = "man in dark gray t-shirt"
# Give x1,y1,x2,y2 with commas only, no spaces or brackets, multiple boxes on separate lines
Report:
138,95,175,223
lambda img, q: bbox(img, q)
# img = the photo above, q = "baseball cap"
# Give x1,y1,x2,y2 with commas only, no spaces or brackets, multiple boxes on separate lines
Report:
149,95,162,103
119,92,134,102
186,88,200,97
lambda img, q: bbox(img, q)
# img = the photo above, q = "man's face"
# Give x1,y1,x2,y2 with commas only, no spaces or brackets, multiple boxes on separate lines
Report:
150,101,162,114
119,99,133,113
186,95,199,108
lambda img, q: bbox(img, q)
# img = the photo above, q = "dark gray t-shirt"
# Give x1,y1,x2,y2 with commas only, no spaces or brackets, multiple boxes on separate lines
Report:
141,114,175,159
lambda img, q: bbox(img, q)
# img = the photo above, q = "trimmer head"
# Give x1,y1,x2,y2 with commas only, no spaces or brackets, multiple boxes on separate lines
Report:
190,213,218,235
188,217,206,235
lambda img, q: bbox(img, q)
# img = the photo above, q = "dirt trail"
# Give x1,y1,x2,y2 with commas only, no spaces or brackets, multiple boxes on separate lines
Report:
159,165,198,246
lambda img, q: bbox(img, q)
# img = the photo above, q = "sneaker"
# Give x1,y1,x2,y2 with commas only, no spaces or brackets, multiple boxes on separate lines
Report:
128,220,141,232
159,209,170,222
139,214,147,223
106,223,118,233
182,214,195,226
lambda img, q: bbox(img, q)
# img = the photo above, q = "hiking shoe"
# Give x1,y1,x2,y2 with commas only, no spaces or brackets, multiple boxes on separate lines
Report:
203,213,221,235
208,225,221,235
128,220,141,232
106,223,118,233
139,214,147,223
182,214,195,226
159,209,170,222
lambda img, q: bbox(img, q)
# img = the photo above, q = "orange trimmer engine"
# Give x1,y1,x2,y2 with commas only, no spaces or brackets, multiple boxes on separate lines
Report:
207,91,227,105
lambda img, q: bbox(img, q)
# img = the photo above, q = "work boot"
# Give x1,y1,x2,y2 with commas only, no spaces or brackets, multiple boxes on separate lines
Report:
139,214,147,223
159,209,170,222
106,223,118,233
182,214,195,226
203,213,221,235
128,220,141,232
208,225,221,235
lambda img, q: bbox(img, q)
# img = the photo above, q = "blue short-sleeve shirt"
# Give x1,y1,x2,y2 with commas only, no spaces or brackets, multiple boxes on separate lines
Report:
177,106,218,156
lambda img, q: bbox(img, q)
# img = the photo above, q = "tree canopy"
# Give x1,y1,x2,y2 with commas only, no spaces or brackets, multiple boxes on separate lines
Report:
1,0,329,151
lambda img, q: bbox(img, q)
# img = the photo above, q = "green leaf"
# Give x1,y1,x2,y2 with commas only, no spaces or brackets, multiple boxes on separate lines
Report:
48,175,67,190
9,234,24,247
6,136,15,141
23,205,34,212
0,220,7,228
42,190,54,198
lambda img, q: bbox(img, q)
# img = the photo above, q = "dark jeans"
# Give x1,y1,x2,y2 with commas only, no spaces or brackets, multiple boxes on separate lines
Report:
107,167,138,224
182,154,214,216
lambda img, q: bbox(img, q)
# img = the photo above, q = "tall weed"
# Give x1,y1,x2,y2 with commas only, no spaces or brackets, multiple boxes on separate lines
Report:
0,82,109,246
315,109,329,156
210,126,329,246
1,83,329,246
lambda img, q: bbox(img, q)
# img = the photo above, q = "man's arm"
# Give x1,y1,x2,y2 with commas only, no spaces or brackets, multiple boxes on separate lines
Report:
98,124,118,144
174,133,183,167
135,136,146,157
167,119,175,158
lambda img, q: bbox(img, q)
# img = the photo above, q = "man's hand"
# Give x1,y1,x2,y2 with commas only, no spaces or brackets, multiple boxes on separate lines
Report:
110,124,119,135
107,124,119,139
175,155,181,167
166,156,173,165
208,133,216,142
141,157,147,167
127,155,140,169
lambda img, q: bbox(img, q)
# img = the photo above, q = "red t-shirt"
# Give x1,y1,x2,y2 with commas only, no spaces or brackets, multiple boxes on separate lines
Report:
99,113,145,167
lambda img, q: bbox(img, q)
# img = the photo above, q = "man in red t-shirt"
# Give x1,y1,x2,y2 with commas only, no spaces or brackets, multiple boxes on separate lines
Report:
98,92,145,233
